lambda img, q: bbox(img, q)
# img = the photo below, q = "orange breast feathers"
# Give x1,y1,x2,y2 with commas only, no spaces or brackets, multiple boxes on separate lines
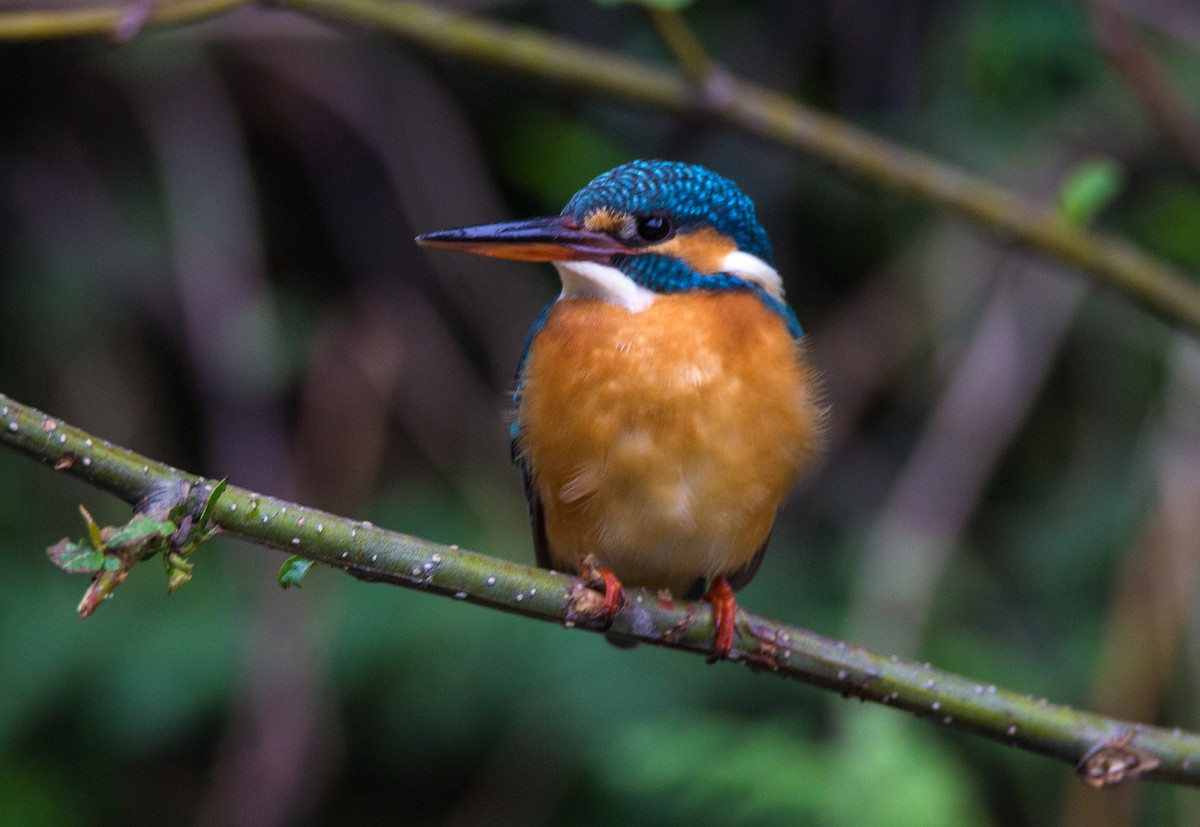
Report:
515,289,823,595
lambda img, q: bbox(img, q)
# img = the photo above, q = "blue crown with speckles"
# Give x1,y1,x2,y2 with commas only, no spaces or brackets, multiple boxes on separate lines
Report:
563,160,774,266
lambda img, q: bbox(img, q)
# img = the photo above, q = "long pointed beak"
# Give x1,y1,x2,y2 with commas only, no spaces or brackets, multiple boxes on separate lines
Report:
415,216,631,263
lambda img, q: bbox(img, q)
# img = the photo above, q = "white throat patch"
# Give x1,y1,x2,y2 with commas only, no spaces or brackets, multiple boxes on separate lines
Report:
553,260,656,312
552,250,783,311
717,250,785,299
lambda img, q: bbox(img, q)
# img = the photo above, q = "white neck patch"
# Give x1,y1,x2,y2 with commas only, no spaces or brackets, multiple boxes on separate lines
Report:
717,250,785,299
553,260,656,312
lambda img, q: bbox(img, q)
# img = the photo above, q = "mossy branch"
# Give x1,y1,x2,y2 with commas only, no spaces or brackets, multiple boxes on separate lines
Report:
0,1,1198,336
3,388,1199,789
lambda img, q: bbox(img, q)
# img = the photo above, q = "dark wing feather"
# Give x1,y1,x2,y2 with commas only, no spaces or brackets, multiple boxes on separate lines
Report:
529,484,553,570
510,305,556,568
725,532,770,592
511,423,553,569
680,534,770,601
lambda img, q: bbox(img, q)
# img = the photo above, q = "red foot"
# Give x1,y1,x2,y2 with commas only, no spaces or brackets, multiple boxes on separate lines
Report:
704,575,738,659
596,567,626,620
580,555,626,623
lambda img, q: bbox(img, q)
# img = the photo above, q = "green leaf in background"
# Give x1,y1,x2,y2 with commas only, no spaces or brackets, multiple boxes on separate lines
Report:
595,710,987,827
278,555,315,589
1126,179,1200,272
499,107,630,208
595,714,825,824
0,760,79,827
824,710,988,827
1057,158,1123,227
963,0,1094,116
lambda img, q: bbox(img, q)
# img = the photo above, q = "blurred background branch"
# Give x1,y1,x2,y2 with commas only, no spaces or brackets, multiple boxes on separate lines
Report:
1085,0,1200,175
0,0,247,39
2,0,1199,336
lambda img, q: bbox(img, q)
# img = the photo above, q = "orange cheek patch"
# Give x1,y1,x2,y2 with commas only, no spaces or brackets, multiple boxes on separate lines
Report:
649,228,737,275
583,207,629,235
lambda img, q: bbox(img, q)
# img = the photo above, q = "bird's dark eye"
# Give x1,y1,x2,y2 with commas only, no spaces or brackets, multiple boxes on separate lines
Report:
635,214,671,242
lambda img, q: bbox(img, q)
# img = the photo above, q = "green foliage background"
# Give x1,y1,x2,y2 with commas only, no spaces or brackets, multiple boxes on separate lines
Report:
1,1,1200,824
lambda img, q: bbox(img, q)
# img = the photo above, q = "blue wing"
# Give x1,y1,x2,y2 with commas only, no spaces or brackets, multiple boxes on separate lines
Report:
510,304,554,569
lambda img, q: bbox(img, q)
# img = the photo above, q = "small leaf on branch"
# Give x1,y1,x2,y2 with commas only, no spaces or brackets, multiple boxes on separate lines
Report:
80,504,103,550
46,538,105,573
49,496,205,616
198,478,228,528
278,556,316,589
50,504,172,612
102,513,175,550
164,550,194,595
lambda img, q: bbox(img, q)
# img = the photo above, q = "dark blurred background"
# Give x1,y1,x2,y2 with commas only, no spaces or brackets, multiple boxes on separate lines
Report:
2,0,1200,824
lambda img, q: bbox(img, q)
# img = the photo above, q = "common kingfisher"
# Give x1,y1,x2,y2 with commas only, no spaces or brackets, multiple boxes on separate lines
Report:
416,160,823,658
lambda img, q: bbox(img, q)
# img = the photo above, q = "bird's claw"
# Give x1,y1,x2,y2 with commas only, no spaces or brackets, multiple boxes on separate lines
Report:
580,554,627,624
703,575,738,661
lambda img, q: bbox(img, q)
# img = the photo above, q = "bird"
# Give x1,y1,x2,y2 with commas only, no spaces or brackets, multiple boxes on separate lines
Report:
416,160,823,658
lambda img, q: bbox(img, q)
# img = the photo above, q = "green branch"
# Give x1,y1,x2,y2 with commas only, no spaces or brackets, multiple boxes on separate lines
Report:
2,388,1198,789
2,0,1198,336
0,0,248,39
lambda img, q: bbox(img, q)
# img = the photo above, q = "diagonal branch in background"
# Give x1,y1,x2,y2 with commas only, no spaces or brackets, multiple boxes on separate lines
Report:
1086,0,1200,175
277,0,1200,338
1,0,1199,337
4,388,1200,788
0,0,248,40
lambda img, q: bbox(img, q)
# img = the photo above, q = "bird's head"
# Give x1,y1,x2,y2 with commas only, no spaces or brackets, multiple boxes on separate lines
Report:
417,161,789,318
